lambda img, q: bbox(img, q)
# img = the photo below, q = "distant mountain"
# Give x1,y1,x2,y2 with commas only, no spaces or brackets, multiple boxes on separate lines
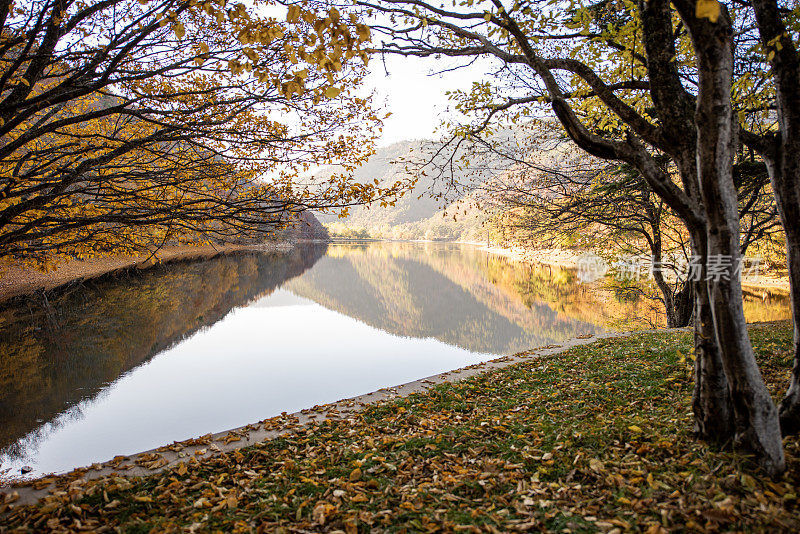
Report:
315,140,440,224
314,125,583,241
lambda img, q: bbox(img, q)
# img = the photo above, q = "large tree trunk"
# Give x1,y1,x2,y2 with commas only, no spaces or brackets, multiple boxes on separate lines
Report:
778,226,800,435
763,156,800,435
688,230,735,443
750,0,800,437
686,4,785,474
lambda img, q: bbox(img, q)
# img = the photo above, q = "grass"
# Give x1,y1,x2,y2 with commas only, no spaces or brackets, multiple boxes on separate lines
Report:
1,322,799,533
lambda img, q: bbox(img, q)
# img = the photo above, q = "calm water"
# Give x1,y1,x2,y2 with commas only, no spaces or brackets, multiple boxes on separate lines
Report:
0,242,790,479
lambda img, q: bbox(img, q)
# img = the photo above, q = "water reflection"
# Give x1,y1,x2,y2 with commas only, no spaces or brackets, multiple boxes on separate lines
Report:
285,243,607,353
287,242,790,346
0,246,326,473
0,242,790,478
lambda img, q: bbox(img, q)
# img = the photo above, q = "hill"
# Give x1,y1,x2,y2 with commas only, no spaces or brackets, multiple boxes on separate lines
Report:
314,140,447,226
314,126,585,241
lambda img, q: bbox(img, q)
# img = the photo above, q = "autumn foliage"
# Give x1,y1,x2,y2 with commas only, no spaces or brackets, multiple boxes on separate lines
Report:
0,0,405,269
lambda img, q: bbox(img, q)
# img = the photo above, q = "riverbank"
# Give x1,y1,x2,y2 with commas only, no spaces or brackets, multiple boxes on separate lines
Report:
2,321,797,532
475,243,582,268
474,243,792,292
0,242,299,304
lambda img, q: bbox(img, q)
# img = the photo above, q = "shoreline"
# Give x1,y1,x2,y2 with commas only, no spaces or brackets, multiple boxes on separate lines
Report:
472,243,582,268
3,240,789,303
0,327,661,504
0,241,300,304
471,242,792,293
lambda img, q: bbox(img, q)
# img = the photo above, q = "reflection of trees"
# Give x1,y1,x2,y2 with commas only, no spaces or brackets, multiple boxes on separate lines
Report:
489,260,790,330
286,243,605,354
0,245,326,456
480,259,662,329
288,243,791,353
741,286,793,324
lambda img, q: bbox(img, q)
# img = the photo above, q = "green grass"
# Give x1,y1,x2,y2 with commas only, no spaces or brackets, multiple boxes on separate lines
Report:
1,322,798,533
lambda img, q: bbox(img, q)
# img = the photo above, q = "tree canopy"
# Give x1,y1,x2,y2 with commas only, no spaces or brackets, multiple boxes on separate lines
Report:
0,0,407,269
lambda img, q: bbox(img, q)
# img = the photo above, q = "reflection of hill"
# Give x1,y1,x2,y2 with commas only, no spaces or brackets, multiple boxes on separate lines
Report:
374,243,609,333
0,245,326,455
285,243,603,354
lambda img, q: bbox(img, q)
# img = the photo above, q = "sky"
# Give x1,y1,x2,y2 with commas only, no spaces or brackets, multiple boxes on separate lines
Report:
250,0,492,148
363,54,492,146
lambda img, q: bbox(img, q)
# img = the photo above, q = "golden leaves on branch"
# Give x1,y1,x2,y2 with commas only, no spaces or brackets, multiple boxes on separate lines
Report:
173,21,185,39
0,0,396,268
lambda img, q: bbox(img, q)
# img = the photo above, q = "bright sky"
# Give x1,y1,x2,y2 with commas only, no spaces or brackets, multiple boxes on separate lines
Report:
364,54,492,146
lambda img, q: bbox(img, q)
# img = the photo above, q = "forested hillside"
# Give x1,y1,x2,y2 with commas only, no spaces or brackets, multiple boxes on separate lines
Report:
314,140,484,240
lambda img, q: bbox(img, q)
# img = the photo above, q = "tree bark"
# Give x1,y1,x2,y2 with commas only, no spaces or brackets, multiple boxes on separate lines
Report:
688,230,734,442
649,234,693,328
682,2,785,474
654,271,693,328
750,0,800,437
763,154,800,435
778,226,800,435
673,281,694,327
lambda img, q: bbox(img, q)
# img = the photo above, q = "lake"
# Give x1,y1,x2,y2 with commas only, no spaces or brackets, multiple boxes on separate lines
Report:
0,242,790,479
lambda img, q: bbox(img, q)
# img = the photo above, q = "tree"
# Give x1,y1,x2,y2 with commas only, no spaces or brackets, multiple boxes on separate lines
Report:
0,0,405,269
472,135,781,329
411,124,699,327
746,0,800,437
361,0,794,473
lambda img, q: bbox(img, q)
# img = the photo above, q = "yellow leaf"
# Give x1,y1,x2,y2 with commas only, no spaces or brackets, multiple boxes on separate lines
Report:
173,22,185,39
176,462,187,476
134,495,153,503
741,474,757,491
696,0,721,23
628,425,643,433
324,86,341,98
349,467,362,481
356,24,370,42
